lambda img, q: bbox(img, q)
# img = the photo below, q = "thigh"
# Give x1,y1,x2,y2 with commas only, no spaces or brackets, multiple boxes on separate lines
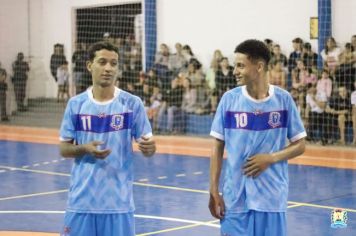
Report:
62,212,96,236
220,212,251,236
254,211,286,236
96,213,135,236
220,211,286,236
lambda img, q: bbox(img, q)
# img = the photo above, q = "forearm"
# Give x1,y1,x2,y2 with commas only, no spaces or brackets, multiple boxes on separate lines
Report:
271,138,305,163
209,139,225,194
59,141,88,158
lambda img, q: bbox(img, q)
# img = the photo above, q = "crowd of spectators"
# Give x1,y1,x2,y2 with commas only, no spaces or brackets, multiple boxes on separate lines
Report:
1,33,356,146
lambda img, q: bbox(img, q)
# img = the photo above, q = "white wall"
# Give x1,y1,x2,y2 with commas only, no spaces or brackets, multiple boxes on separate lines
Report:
0,0,355,101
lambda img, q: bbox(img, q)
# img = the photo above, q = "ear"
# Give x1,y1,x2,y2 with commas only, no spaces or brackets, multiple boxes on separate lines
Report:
86,60,92,72
256,60,266,72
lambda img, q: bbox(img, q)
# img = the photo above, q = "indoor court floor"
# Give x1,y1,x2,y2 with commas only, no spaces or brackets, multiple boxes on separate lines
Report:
0,126,355,236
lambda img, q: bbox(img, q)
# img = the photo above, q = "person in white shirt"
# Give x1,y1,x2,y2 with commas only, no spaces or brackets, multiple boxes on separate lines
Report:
351,81,356,145
305,84,328,145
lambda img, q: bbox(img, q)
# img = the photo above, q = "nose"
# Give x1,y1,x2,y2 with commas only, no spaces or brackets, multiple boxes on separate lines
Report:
233,66,239,76
104,62,113,72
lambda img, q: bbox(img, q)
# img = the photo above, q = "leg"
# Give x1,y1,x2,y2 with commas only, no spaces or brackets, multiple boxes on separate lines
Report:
96,213,135,236
338,114,346,144
167,105,178,132
352,107,356,145
62,212,96,236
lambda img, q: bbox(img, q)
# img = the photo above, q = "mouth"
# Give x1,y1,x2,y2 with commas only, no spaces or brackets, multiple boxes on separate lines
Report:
101,75,113,79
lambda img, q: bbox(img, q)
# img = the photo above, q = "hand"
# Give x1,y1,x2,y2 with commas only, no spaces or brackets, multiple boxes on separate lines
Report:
209,192,225,219
243,154,274,178
138,136,156,157
83,141,111,159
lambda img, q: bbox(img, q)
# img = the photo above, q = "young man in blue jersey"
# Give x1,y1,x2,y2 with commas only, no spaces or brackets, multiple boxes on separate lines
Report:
209,39,306,236
59,41,156,236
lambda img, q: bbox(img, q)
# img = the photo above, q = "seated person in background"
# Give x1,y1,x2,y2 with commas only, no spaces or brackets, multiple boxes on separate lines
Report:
215,57,235,101
316,68,333,101
268,60,286,89
302,42,318,73
351,80,356,145
269,44,287,69
292,59,317,118
320,37,341,75
56,60,70,102
326,86,352,145
0,67,9,121
305,84,328,145
335,43,356,92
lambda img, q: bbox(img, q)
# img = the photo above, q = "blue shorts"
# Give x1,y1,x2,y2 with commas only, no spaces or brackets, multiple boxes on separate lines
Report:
61,212,134,236
220,210,286,236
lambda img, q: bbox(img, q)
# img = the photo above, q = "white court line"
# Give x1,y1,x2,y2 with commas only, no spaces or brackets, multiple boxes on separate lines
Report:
193,171,203,175
0,211,220,228
175,173,186,177
157,176,167,179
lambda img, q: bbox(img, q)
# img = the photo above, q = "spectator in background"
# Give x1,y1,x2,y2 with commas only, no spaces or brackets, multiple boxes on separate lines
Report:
0,66,9,121
268,60,286,89
12,52,30,112
335,43,356,92
292,59,317,118
154,43,171,89
302,42,318,73
351,80,356,145
288,37,303,75
182,45,195,64
264,38,274,56
269,44,287,68
215,57,235,101
351,35,356,66
57,60,70,102
72,42,88,94
50,43,67,82
327,86,351,145
320,37,341,75
316,68,333,101
305,84,328,145
206,50,224,113
169,43,186,76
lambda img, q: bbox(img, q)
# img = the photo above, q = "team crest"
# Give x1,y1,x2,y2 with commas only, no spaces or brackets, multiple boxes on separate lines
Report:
110,114,124,130
268,111,281,128
331,209,348,228
61,226,71,236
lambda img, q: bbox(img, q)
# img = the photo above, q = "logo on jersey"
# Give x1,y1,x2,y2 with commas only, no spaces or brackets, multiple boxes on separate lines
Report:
61,226,71,236
268,111,281,128
98,112,106,118
331,209,348,228
110,114,124,130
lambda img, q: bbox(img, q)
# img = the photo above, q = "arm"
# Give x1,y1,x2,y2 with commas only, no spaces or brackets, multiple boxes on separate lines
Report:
209,138,225,219
59,140,111,159
244,138,305,178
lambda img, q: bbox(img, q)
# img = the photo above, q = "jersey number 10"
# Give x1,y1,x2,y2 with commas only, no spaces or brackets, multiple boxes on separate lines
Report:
234,113,248,128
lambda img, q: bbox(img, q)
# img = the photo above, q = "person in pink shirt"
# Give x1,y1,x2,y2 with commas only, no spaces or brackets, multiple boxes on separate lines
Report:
316,69,333,100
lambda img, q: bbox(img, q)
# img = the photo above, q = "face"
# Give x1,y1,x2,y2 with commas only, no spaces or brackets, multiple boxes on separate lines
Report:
273,46,280,55
327,38,335,48
87,49,118,88
352,36,356,47
338,87,347,98
233,53,261,84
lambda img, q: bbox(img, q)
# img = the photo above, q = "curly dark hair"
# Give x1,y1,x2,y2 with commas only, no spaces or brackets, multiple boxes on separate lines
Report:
234,39,271,68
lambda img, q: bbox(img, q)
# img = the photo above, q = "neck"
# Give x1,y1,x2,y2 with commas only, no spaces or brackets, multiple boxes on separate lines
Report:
246,76,269,100
92,85,115,102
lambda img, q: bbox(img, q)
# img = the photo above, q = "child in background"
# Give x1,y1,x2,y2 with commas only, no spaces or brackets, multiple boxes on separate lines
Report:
57,61,70,102
0,67,9,121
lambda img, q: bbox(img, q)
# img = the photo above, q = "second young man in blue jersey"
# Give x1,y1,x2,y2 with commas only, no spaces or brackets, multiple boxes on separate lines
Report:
59,41,156,236
209,39,306,236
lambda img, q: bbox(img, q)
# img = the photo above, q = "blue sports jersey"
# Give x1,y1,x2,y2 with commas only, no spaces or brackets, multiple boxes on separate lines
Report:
210,85,306,213
60,87,152,214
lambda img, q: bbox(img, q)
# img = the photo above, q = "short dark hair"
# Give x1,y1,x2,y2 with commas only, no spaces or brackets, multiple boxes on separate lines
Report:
303,42,312,50
292,37,303,44
87,41,119,61
234,39,271,66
